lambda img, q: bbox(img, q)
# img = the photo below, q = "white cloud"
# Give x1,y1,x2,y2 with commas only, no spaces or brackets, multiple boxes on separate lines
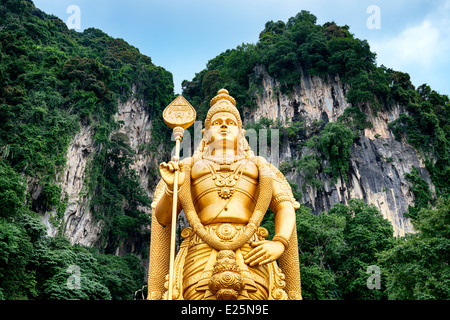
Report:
369,1,450,93
373,20,444,70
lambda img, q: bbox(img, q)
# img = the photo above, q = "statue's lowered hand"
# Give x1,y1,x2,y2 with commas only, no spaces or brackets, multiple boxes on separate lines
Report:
243,240,285,267
159,161,185,190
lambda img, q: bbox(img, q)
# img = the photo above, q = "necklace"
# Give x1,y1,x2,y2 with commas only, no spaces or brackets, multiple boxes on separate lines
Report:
203,157,247,200
203,154,245,165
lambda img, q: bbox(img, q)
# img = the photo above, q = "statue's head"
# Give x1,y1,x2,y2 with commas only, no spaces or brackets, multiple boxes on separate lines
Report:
195,89,253,158
204,89,242,129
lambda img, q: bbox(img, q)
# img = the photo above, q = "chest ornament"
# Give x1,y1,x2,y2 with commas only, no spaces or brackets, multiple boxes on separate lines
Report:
204,159,247,200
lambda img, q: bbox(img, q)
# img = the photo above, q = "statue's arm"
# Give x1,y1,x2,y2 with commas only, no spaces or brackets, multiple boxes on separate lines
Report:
154,158,190,227
244,174,297,266
268,166,298,249
154,185,182,227
272,201,296,249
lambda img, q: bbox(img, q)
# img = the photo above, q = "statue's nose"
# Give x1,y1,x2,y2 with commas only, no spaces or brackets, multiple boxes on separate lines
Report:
221,124,228,129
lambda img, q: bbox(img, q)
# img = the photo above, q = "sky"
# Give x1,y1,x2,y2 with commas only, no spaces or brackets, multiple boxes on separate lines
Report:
32,0,450,96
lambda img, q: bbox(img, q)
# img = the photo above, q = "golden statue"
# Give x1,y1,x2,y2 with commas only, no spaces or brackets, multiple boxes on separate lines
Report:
147,89,302,300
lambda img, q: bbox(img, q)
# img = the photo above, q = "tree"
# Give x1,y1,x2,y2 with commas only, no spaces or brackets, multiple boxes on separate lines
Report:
318,122,354,182
380,198,450,300
0,220,37,299
295,200,394,300
298,32,329,76
296,206,345,300
330,199,394,300
0,161,27,219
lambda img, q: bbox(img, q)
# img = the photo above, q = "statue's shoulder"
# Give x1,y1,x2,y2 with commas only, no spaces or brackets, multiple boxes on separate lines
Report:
248,155,269,167
190,158,212,180
181,156,194,168
248,156,281,176
249,156,300,210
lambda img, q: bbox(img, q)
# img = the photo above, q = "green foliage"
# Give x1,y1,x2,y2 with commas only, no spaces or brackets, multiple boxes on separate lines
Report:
329,200,394,300
294,154,322,190
296,205,345,300
318,121,355,182
296,199,394,300
380,198,450,300
345,71,377,108
285,120,307,143
0,160,27,219
0,0,173,299
0,217,38,299
0,214,145,300
297,197,449,300
338,106,373,132
404,167,434,220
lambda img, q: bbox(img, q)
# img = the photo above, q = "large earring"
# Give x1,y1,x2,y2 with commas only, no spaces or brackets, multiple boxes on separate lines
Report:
201,139,206,152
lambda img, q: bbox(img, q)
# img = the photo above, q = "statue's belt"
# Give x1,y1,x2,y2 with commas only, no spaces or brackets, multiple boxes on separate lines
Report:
181,223,269,246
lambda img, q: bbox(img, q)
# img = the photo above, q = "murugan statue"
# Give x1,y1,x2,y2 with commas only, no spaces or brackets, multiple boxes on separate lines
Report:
147,89,302,300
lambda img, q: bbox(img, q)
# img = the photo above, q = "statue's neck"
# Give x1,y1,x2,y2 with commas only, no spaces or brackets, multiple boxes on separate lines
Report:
204,147,244,165
212,148,236,157
206,141,237,158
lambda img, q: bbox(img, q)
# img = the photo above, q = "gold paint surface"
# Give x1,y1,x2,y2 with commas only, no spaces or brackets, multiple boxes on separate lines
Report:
148,89,302,300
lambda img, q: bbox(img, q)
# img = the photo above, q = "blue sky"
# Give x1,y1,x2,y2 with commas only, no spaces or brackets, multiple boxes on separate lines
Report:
33,0,449,96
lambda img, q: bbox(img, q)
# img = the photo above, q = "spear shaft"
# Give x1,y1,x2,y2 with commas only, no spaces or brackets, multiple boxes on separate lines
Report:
167,127,183,300
160,95,195,300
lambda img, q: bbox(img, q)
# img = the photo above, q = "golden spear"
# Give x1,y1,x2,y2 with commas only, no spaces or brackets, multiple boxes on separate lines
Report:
162,95,196,300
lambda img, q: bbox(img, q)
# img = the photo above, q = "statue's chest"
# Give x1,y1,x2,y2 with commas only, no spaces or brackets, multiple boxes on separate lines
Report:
191,160,258,201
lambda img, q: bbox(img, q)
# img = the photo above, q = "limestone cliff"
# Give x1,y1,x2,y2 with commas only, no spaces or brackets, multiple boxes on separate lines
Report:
245,65,434,236
36,86,160,252
41,124,101,245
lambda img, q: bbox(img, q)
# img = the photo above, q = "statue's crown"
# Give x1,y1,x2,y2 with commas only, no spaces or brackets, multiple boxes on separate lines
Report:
205,89,242,128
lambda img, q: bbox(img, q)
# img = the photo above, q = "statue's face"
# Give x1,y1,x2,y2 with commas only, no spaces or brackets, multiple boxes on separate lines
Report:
206,112,240,154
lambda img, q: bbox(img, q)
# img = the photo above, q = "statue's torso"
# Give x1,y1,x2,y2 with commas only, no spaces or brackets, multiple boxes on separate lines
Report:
191,159,259,225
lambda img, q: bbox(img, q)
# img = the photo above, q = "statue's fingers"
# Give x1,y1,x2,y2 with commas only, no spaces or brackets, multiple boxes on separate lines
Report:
244,247,265,264
243,244,262,260
249,253,268,267
258,257,273,266
250,240,265,247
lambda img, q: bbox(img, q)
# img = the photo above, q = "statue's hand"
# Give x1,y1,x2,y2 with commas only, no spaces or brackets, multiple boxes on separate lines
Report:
243,240,285,267
159,161,185,191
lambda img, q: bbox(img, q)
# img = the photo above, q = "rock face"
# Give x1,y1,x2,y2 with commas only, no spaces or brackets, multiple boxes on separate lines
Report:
111,87,161,256
245,65,434,237
41,124,101,245
113,86,155,198
246,65,349,128
38,87,159,251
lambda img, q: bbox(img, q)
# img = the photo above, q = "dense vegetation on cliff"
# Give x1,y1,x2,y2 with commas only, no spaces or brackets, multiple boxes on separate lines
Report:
0,1,448,300
0,0,173,299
